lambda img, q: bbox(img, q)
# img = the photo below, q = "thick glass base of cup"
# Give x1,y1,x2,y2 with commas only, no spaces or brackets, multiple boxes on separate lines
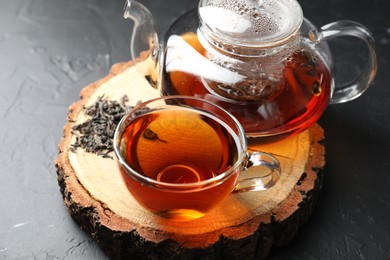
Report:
119,165,237,221
155,209,206,221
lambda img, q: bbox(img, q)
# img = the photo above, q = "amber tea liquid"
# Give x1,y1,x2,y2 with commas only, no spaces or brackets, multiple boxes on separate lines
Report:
162,33,332,142
118,107,240,220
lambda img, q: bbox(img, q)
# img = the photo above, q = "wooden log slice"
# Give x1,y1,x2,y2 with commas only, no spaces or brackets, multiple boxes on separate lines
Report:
55,59,325,259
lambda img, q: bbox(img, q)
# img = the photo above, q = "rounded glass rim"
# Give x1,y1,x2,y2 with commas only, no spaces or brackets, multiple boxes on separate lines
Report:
113,95,248,191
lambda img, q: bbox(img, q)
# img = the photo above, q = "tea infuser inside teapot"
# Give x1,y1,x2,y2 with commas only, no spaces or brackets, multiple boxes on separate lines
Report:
124,0,377,142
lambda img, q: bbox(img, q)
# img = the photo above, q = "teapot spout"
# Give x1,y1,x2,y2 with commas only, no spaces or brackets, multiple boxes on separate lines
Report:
124,0,159,85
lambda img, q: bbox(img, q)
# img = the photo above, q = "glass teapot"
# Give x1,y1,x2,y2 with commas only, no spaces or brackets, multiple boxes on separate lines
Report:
124,0,377,142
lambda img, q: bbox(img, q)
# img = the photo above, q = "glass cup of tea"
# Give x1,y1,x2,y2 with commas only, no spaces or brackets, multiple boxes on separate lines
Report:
113,96,281,221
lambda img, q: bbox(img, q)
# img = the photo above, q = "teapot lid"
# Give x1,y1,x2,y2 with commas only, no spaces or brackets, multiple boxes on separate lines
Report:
198,0,303,50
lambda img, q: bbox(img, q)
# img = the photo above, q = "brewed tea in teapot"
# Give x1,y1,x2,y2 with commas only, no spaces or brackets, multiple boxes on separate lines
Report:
124,0,377,142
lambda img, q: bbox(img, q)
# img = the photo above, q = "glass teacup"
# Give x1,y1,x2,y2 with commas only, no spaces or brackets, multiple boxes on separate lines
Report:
114,96,281,221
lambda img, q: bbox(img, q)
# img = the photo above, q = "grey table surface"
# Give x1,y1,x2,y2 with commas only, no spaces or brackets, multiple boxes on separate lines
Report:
1,0,389,259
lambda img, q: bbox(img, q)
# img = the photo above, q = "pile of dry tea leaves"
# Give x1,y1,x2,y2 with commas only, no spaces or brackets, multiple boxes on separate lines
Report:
70,95,132,159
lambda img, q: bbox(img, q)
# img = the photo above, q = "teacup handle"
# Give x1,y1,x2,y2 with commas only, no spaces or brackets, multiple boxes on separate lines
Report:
309,20,377,104
233,152,281,193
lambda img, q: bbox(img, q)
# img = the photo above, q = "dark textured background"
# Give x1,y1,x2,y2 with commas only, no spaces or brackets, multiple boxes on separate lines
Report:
1,0,389,259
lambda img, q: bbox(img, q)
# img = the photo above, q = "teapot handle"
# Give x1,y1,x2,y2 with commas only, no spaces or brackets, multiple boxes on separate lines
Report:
309,20,377,104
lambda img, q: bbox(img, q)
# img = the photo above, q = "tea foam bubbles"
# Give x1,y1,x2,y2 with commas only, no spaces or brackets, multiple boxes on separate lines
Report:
201,0,303,44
